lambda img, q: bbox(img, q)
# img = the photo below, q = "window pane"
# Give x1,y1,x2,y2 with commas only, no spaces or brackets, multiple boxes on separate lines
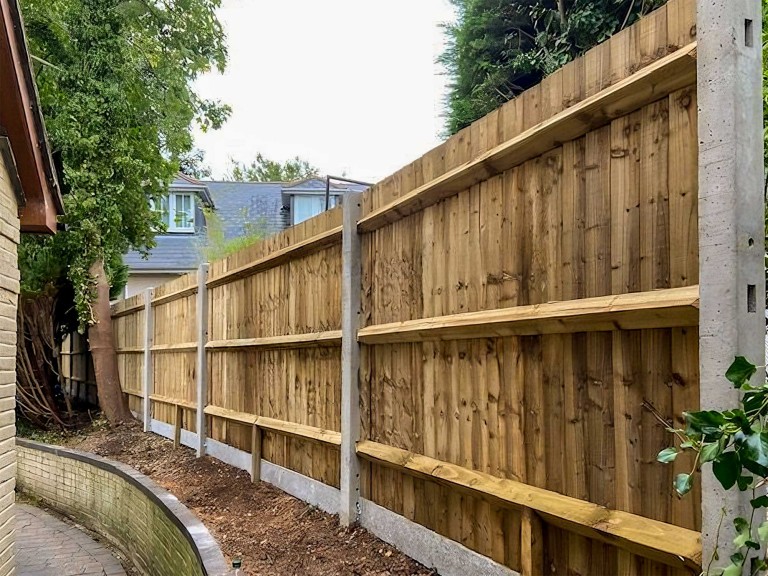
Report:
171,193,194,230
293,196,325,225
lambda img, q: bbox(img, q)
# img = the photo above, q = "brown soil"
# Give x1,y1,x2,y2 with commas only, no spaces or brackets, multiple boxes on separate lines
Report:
68,422,434,576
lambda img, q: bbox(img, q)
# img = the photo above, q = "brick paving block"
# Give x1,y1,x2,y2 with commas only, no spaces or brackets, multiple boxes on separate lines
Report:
15,504,127,576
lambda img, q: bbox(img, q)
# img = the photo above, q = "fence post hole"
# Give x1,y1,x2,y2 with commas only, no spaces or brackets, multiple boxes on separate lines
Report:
340,191,362,527
174,404,183,449
251,423,261,483
697,0,765,563
142,288,154,432
195,263,209,457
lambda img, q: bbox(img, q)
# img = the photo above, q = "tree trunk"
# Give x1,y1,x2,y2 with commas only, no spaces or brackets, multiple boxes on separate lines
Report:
88,259,131,423
557,0,568,30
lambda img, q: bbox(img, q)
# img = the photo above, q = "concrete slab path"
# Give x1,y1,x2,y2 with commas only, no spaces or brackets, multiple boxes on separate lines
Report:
15,503,127,576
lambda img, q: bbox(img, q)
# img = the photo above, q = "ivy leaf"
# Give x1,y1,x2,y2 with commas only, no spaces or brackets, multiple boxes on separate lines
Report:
713,452,741,489
751,557,768,575
700,441,724,464
758,521,768,543
684,410,725,440
733,517,751,548
742,391,767,418
737,475,753,491
657,447,678,463
722,564,742,576
723,408,752,432
740,432,768,473
750,495,768,508
726,356,757,389
674,473,693,497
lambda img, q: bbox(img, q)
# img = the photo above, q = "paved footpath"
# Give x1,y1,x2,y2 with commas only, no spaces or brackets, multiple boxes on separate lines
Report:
15,503,127,576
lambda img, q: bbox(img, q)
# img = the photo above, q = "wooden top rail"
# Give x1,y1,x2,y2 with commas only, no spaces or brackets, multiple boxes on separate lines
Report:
204,405,256,425
356,441,701,571
204,405,342,447
151,285,197,307
149,394,197,411
123,389,142,398
111,301,145,318
115,347,144,354
206,331,342,351
207,226,343,288
257,416,341,446
151,343,197,353
357,43,697,233
357,286,699,344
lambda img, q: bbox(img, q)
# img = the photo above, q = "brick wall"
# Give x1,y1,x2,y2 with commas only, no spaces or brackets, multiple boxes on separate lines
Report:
0,151,20,576
16,441,230,576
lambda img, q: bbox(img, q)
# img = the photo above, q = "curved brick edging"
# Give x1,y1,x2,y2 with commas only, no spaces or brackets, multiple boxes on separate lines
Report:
15,438,231,576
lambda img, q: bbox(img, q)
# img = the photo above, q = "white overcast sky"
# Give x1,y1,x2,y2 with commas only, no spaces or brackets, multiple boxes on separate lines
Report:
193,0,456,183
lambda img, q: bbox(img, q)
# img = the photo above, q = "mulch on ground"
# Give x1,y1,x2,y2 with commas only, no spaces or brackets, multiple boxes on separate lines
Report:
68,422,434,576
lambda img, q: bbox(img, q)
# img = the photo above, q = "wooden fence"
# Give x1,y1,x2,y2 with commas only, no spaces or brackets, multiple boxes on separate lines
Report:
108,2,705,574
60,332,97,405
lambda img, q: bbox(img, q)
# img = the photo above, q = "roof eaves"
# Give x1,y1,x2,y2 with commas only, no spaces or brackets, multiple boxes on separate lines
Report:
2,0,62,214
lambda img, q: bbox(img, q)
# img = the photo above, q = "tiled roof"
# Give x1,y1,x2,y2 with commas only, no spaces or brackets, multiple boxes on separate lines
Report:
206,181,289,237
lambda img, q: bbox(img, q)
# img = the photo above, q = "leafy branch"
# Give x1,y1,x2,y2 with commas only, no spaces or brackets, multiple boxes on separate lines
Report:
658,357,768,575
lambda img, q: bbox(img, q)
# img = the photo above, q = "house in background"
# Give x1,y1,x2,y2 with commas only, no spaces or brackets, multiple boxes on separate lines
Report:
122,175,367,297
0,0,64,572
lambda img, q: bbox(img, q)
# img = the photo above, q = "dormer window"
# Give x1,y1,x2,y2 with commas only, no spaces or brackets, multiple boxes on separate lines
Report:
292,194,341,225
151,192,195,233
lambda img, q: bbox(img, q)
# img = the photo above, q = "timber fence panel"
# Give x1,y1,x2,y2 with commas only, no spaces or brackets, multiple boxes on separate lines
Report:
106,2,705,574
111,292,145,414
206,207,344,488
151,273,199,433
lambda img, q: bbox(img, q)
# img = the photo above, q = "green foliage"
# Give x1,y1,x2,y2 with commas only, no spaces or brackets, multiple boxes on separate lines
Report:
763,0,768,189
226,154,319,183
198,208,266,262
179,149,213,180
658,357,768,575
440,0,666,135
20,0,229,327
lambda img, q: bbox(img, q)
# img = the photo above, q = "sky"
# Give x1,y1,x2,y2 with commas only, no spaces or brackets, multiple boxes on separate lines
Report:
193,0,456,184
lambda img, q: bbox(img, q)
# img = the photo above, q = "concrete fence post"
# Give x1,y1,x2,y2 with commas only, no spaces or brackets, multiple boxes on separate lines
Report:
142,288,154,432
697,0,765,564
340,192,362,526
195,264,209,457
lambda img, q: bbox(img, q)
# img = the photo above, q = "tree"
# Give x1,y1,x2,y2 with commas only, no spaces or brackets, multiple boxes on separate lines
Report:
179,149,213,180
19,0,229,424
440,0,667,135
226,154,319,182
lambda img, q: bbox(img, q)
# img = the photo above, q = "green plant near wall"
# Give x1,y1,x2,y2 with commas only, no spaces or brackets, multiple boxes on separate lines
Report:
658,357,768,575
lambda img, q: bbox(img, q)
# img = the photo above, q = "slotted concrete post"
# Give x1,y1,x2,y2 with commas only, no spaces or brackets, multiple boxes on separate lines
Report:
697,0,765,563
142,288,154,432
340,192,362,526
195,264,209,457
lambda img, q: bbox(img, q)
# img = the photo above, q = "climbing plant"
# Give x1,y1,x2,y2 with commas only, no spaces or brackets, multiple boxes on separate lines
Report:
658,357,768,575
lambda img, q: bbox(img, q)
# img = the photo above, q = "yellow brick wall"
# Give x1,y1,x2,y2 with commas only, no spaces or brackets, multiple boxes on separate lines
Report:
0,154,20,576
16,445,208,576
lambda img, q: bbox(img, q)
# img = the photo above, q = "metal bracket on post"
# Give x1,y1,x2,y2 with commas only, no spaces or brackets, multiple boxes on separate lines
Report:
142,288,154,432
195,263,209,457
340,192,362,526
697,0,765,563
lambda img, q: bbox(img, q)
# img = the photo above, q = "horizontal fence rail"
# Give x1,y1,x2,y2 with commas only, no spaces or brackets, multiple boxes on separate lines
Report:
106,4,706,574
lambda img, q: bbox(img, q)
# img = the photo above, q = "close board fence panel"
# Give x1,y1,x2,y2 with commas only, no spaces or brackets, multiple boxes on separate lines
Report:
112,292,146,414
205,207,344,487
150,273,199,432
105,1,721,574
